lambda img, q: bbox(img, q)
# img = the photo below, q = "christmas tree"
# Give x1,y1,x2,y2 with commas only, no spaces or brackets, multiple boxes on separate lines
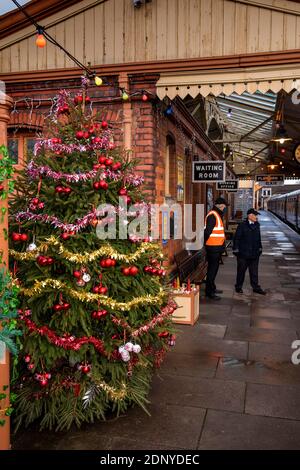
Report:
9,77,176,431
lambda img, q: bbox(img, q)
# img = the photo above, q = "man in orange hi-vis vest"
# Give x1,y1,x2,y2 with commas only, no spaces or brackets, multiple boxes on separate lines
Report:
204,197,229,300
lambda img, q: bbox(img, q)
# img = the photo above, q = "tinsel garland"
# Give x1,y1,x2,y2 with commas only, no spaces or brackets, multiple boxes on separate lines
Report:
21,316,107,354
27,161,144,187
20,278,165,311
34,135,111,156
111,300,177,337
10,236,162,264
83,380,127,404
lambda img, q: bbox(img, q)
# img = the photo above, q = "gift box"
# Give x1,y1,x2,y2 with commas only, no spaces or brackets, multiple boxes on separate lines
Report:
171,285,200,325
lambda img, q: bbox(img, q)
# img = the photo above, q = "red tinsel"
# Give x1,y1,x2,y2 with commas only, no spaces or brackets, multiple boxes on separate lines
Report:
21,317,107,355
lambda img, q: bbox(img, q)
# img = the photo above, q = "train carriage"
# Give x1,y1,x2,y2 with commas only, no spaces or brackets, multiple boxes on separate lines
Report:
268,189,300,232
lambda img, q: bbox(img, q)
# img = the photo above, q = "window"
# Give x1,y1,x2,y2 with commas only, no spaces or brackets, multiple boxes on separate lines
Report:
7,134,36,168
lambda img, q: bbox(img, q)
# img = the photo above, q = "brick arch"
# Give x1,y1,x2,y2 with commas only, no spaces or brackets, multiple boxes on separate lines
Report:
8,111,45,132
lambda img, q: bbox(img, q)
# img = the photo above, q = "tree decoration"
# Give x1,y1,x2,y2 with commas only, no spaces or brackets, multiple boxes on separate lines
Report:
9,85,175,431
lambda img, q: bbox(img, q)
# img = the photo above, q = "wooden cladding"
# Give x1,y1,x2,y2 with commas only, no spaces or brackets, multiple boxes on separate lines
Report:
1,0,300,74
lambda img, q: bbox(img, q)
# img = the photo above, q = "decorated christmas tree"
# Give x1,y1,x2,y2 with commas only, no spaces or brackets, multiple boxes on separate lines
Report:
9,77,176,431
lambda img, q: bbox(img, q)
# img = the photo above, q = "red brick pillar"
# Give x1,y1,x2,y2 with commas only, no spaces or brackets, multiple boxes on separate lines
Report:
0,92,13,450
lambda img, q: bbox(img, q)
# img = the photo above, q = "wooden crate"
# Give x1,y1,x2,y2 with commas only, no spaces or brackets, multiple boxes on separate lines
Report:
171,287,200,325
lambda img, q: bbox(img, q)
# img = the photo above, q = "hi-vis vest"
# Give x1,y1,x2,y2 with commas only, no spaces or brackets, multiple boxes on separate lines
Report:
205,210,225,246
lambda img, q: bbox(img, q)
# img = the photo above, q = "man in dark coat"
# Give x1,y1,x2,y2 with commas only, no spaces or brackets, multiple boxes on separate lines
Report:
233,208,266,295
204,197,229,300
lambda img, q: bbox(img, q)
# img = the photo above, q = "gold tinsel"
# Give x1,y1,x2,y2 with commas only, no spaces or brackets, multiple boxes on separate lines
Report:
20,278,165,311
95,381,127,400
10,237,163,264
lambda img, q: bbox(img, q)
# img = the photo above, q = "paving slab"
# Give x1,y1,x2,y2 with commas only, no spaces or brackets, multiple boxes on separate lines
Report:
246,383,300,420
199,410,300,450
150,374,246,413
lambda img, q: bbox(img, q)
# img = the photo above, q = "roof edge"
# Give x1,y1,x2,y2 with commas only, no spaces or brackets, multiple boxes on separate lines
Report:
0,0,82,40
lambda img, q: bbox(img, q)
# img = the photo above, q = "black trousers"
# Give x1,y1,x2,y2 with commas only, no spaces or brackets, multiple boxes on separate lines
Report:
205,250,222,295
235,256,260,290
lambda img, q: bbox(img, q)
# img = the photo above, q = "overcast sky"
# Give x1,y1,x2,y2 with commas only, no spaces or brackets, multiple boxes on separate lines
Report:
0,0,30,16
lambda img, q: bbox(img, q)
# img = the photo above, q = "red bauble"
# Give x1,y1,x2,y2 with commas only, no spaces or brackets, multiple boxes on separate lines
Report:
81,365,91,374
55,186,64,193
99,309,108,317
110,259,116,267
105,158,113,166
122,267,131,276
74,95,83,104
100,259,106,268
93,137,102,144
93,164,101,171
64,187,72,195
118,188,127,196
104,258,113,268
20,234,28,242
27,363,35,370
125,196,131,204
150,268,158,275
73,270,81,279
101,120,108,129
76,130,84,139
47,257,54,265
99,180,108,190
158,331,169,338
93,181,100,190
40,379,48,387
129,266,139,276
32,197,39,205
112,162,121,171
51,137,61,144
99,286,108,294
12,232,21,242
92,311,98,319
89,126,95,134
98,156,107,164
61,233,70,240
85,96,91,104
83,131,90,139
38,202,45,210
53,304,62,312
62,302,70,310
144,266,151,273
92,286,100,293
24,355,31,363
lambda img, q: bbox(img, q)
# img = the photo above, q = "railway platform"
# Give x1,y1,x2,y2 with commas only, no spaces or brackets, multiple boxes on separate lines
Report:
12,210,300,450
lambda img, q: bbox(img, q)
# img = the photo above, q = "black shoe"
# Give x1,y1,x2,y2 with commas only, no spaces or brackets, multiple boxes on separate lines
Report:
214,289,223,294
235,287,243,294
205,294,221,300
253,288,266,295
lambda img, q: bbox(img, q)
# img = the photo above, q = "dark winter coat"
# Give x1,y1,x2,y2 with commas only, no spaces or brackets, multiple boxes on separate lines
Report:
233,220,262,259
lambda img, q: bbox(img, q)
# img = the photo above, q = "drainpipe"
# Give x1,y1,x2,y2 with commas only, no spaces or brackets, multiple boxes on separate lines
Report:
119,73,132,152
0,92,13,451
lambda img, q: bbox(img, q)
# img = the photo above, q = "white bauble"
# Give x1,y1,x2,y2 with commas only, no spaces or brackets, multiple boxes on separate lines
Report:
124,342,134,352
132,344,141,354
27,243,37,251
82,273,91,283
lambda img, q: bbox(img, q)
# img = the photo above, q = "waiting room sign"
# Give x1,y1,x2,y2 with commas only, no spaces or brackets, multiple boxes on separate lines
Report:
192,161,226,182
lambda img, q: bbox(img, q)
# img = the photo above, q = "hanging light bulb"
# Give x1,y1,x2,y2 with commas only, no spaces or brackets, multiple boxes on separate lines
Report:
95,76,103,86
36,32,46,48
280,161,283,165
142,92,148,102
255,158,259,162
122,90,129,101
279,138,285,145
249,149,253,156
227,108,232,118
270,165,275,170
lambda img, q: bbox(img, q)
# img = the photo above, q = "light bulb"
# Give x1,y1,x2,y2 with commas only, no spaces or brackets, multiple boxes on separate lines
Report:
279,138,285,144
36,34,46,48
270,165,275,170
280,161,283,165
122,91,129,101
249,149,253,155
95,76,103,86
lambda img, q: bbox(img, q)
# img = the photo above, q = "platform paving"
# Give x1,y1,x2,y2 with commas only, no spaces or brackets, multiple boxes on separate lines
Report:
12,211,300,450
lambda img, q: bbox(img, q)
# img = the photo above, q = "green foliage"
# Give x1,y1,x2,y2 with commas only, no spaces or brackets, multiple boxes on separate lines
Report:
0,269,22,355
